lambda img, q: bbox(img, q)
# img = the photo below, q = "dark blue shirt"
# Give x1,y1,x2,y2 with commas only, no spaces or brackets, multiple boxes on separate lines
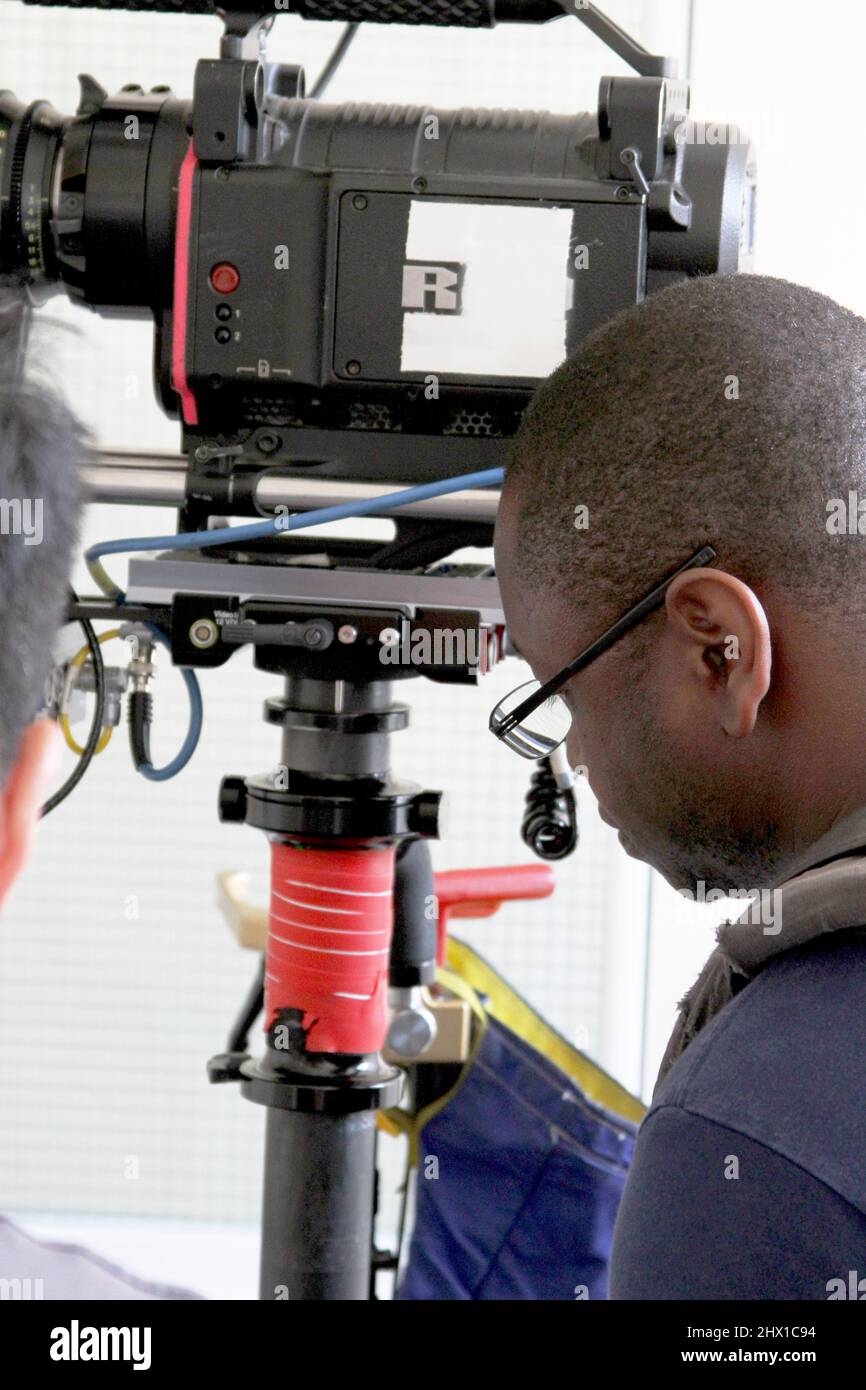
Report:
609,927,866,1299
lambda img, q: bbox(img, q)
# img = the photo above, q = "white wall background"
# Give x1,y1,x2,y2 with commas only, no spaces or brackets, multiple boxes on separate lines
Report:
0,0,862,1296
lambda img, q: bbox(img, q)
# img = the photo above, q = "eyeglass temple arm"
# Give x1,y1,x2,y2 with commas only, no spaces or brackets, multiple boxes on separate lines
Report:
493,545,718,736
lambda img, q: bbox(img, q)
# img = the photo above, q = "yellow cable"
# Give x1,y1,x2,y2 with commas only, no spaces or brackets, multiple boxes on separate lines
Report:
60,713,113,757
61,628,123,757
87,556,124,603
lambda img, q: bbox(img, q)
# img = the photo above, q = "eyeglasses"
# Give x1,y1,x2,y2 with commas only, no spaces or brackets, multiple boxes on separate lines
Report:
489,545,718,760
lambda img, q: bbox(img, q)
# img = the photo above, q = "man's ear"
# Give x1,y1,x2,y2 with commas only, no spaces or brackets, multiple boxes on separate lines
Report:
664,570,772,738
0,719,62,911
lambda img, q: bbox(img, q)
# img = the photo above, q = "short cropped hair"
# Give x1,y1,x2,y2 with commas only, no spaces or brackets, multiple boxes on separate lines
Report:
505,273,866,641
0,293,86,781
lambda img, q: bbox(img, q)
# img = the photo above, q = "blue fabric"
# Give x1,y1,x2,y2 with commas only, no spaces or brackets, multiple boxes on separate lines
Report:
610,928,866,1299
397,1015,637,1300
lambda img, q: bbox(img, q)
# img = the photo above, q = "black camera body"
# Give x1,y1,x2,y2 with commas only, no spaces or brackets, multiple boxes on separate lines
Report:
1,1,755,505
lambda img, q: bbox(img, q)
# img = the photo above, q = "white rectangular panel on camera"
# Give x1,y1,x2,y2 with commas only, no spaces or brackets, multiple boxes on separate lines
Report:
400,200,573,379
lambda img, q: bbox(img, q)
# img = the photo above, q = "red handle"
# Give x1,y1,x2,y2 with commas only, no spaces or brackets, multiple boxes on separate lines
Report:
433,864,556,965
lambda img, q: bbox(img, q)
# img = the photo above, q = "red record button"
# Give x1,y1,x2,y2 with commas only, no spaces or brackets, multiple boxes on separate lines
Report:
210,262,240,294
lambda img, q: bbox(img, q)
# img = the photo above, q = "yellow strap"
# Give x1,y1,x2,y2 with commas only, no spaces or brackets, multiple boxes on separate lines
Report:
378,936,646,1163
445,936,646,1124
378,966,489,1166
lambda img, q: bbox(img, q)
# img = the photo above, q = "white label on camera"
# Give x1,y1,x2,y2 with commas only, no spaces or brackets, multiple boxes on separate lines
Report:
400,200,572,379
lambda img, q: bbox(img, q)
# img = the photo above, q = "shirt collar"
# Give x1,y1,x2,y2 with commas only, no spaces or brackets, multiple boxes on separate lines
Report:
779,803,866,886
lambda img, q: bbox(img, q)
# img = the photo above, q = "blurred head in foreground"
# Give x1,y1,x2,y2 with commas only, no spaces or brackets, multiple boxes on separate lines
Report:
0,293,86,907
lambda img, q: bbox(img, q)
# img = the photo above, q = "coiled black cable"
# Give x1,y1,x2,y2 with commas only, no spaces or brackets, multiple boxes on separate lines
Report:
521,756,578,861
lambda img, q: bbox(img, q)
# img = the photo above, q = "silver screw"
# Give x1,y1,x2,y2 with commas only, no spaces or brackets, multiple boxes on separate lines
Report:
387,987,437,1059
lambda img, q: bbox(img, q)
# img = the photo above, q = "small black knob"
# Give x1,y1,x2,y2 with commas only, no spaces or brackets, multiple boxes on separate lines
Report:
206,1051,247,1084
408,790,447,839
219,776,248,824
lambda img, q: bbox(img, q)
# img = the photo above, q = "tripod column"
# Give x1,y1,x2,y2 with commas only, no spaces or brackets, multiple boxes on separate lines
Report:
219,676,443,1300
259,1105,378,1301
259,840,396,1300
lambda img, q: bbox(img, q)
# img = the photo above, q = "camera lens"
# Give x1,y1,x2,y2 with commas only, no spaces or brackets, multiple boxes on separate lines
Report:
0,92,67,292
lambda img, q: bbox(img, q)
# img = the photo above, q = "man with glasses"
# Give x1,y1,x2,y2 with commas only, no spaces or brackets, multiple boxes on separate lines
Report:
490,272,866,1300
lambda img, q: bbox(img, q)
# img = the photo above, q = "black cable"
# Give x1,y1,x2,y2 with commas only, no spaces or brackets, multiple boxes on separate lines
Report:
227,954,265,1054
127,690,153,770
521,757,579,861
41,590,107,816
310,21,360,98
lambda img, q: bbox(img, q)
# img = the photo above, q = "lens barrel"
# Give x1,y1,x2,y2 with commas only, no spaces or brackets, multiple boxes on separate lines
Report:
0,92,67,292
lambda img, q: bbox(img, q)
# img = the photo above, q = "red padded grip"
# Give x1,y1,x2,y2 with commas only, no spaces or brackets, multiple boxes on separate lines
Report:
266,842,396,1055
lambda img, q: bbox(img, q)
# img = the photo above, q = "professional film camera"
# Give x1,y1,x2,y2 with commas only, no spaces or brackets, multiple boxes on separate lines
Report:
0,0,755,1299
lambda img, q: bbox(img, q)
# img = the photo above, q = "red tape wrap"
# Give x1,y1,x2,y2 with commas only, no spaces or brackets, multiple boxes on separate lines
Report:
266,843,396,1055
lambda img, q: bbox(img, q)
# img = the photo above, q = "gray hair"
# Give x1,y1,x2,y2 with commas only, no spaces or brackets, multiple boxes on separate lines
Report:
0,293,87,780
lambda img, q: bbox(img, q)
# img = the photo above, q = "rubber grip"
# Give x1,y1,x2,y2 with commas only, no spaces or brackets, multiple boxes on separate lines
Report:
24,0,216,11
300,0,493,24
22,0,495,21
